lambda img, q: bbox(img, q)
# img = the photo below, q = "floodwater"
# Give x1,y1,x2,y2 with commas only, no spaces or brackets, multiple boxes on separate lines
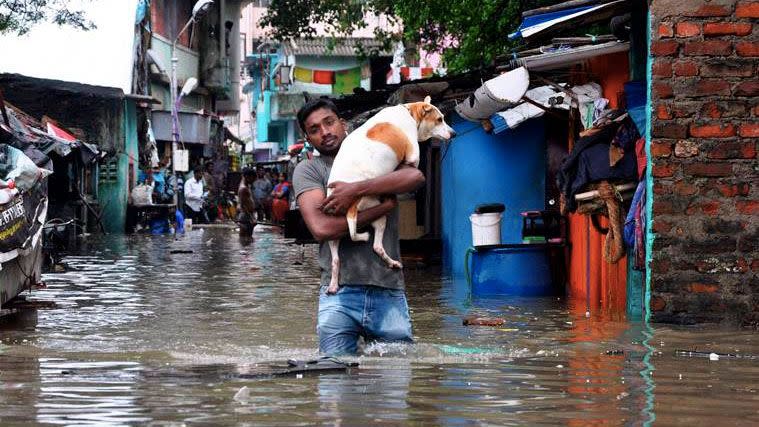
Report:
1,228,758,426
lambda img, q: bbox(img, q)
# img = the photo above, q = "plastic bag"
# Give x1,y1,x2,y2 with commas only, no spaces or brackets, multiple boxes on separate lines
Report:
131,183,154,205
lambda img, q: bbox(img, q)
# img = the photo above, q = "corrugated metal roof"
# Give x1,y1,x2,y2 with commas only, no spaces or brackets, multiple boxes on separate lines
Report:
290,38,392,57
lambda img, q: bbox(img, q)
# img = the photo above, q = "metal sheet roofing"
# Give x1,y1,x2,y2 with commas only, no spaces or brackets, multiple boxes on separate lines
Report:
290,38,392,57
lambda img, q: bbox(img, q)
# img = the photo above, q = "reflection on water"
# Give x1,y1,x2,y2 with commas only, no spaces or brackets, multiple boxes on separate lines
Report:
0,228,758,425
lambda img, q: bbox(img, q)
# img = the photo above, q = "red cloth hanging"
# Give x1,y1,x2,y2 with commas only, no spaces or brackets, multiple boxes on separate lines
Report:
313,70,335,84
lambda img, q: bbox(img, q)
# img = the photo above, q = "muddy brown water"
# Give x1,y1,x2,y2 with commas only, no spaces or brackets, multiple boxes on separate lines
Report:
0,228,757,425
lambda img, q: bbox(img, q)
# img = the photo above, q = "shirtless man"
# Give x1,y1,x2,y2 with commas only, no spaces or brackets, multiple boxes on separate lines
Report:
237,167,257,237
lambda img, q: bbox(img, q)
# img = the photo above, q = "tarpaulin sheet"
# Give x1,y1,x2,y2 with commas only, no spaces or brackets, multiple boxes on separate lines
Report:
0,184,45,254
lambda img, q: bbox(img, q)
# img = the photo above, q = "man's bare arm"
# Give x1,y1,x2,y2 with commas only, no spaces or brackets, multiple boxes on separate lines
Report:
321,165,424,215
299,188,397,242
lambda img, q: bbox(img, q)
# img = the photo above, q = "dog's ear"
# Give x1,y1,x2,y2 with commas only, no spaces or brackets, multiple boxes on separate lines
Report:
423,95,431,104
423,104,433,114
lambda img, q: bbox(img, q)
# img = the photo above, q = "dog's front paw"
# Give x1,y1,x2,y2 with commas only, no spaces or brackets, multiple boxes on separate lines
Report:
326,284,340,294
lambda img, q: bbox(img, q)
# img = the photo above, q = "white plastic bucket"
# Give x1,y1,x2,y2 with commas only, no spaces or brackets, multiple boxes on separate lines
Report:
470,212,502,246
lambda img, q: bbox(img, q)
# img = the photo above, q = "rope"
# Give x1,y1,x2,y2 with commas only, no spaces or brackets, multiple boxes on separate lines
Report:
597,181,625,263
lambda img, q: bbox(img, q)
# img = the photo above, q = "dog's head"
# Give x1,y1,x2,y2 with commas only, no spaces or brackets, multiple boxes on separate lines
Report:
406,96,456,141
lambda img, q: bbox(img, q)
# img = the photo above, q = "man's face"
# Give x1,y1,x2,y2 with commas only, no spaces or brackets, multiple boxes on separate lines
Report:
303,107,347,156
194,171,202,181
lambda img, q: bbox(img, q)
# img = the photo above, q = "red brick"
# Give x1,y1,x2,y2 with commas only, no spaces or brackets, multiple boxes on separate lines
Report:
659,22,674,38
651,40,680,56
650,296,667,312
688,5,732,17
736,42,759,57
687,201,722,216
684,163,733,177
688,283,720,293
653,60,673,77
736,2,759,18
683,40,733,56
700,59,755,77
653,182,669,195
676,22,702,37
674,60,699,76
739,123,759,137
704,22,753,36
737,201,759,215
657,104,672,120
653,81,674,99
701,102,721,119
735,81,759,96
690,123,736,138
706,142,756,159
715,183,751,197
653,122,687,139
654,200,676,215
652,259,670,274
754,105,759,116
653,219,672,233
752,259,759,272
651,141,673,157
675,140,699,157
695,79,731,96
674,180,698,196
653,163,676,178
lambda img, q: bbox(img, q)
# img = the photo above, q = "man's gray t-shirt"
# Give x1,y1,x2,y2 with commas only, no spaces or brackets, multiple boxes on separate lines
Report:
292,155,404,290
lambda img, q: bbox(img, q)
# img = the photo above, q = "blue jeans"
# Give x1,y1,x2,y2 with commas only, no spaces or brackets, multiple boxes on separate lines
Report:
318,285,413,355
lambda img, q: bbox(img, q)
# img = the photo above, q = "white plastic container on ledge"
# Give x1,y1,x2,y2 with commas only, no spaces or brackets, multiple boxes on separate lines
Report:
470,212,502,247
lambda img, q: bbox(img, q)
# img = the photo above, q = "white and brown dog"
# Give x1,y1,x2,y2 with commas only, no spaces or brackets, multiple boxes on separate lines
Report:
326,96,456,294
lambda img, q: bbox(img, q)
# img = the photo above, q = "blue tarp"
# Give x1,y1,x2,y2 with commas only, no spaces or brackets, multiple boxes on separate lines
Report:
509,5,595,40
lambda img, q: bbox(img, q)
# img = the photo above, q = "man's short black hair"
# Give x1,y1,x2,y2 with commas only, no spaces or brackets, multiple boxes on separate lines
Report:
242,167,255,177
193,166,203,174
296,98,340,133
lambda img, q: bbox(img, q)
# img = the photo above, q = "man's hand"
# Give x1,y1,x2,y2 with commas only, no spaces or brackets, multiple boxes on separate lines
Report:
321,181,361,215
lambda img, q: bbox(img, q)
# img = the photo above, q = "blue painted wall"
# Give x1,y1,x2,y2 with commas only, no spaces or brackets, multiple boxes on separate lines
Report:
441,115,546,278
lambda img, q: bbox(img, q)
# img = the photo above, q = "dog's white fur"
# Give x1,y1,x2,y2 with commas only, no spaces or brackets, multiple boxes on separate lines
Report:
325,96,455,294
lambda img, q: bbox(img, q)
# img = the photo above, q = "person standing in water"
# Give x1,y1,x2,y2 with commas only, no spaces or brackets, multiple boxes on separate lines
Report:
237,167,257,237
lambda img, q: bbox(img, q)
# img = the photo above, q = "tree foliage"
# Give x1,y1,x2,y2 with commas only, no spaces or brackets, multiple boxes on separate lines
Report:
0,0,95,35
260,0,561,72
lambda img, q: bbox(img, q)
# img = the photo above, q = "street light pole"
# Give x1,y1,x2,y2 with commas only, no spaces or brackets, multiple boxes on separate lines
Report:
169,0,213,208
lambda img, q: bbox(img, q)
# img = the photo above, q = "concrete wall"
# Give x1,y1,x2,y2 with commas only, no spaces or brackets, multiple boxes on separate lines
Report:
98,100,138,233
649,0,758,325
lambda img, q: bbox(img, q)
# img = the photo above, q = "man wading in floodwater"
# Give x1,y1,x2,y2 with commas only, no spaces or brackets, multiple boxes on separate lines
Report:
292,99,425,355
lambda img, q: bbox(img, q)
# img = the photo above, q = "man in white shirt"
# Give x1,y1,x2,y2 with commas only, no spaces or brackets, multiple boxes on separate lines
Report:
183,167,207,223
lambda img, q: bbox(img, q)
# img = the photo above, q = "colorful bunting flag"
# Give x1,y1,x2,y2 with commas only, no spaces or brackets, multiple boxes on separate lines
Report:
334,67,362,95
293,66,313,83
312,70,335,84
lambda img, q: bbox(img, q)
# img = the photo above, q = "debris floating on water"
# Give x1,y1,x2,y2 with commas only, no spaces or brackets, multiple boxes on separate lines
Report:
234,386,250,402
463,316,506,327
709,352,719,361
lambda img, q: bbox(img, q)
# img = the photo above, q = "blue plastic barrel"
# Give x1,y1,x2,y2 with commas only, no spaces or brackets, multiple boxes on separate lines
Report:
470,246,553,296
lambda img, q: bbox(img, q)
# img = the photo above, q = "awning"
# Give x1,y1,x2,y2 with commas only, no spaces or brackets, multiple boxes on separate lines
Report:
150,110,211,144
507,41,630,71
224,126,244,144
509,0,629,40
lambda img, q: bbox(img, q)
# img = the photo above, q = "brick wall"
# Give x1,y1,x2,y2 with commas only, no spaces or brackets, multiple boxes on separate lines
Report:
649,0,758,326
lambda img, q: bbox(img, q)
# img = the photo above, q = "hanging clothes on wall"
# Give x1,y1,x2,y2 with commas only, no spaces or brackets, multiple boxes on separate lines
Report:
333,67,362,95
557,115,640,213
312,70,335,85
293,66,313,83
